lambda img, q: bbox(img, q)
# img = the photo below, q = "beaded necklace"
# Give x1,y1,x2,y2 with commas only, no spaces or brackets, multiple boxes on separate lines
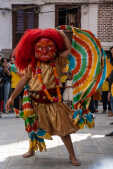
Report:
36,61,62,102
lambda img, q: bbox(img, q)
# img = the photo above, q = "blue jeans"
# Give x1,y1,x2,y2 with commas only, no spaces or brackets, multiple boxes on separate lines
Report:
3,81,10,113
110,95,113,114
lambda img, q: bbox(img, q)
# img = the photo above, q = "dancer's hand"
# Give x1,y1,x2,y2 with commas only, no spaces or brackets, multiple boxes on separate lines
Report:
6,97,14,112
57,30,66,38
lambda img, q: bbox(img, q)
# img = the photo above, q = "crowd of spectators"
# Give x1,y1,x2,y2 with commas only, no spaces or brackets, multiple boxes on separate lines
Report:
0,46,113,124
0,55,23,118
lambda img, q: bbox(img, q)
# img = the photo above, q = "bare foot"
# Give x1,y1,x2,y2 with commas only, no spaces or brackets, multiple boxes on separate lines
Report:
23,151,35,158
71,159,81,166
69,156,81,166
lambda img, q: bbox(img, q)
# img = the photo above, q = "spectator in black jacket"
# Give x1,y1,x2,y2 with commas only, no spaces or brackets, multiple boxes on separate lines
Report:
0,56,4,117
1,58,11,113
106,46,113,136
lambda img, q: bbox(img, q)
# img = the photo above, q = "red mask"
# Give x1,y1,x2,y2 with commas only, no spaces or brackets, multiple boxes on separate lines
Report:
35,38,57,62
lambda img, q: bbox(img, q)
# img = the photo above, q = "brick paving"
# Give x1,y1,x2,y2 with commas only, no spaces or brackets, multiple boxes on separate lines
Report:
0,106,113,169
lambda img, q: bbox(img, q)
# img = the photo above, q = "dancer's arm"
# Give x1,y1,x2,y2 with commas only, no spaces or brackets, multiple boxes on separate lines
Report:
58,30,72,57
6,75,30,111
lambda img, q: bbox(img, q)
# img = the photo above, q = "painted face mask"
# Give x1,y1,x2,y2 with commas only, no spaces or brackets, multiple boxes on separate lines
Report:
35,38,57,62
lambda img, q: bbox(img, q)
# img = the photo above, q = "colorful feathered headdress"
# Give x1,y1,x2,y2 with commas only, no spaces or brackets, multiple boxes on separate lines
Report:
14,28,65,71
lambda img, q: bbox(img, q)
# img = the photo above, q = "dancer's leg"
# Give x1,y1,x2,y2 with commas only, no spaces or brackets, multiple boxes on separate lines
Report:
23,148,35,158
60,135,81,166
23,141,35,158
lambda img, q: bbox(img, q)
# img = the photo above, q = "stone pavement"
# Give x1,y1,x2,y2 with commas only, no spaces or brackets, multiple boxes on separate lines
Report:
0,107,113,169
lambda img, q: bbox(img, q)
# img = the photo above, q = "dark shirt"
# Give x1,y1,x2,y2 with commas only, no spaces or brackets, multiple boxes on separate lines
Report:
0,65,4,86
0,66,10,83
110,57,113,66
3,72,10,82
107,70,113,92
0,65,3,73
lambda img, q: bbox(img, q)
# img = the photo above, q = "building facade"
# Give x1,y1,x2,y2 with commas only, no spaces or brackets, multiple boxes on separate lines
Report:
0,0,113,57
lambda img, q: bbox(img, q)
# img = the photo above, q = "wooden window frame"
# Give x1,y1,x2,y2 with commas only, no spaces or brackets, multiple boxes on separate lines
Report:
55,3,81,28
12,4,39,49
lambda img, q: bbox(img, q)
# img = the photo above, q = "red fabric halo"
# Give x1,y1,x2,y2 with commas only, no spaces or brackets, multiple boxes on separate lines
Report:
14,28,65,71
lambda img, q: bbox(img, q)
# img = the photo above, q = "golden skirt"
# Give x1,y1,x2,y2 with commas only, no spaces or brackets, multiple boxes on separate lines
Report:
33,101,79,136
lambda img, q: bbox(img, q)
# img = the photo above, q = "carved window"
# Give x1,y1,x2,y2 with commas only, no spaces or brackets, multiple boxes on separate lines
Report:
12,4,39,48
55,5,81,27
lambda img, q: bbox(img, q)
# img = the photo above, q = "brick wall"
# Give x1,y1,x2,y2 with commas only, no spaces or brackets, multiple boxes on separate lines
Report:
98,4,113,42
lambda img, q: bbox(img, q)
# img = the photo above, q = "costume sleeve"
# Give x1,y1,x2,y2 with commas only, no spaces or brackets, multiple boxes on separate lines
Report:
56,56,69,79
24,65,32,79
